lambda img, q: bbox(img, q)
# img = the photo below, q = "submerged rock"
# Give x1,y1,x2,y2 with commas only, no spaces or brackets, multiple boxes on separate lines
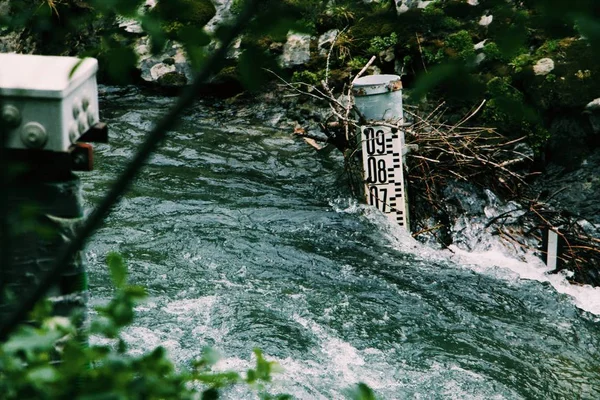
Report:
533,149,600,227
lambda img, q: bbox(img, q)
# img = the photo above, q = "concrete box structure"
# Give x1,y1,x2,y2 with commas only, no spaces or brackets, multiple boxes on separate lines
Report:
0,54,99,152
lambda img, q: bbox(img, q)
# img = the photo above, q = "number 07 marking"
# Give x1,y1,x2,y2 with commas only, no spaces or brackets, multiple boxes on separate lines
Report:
369,186,388,213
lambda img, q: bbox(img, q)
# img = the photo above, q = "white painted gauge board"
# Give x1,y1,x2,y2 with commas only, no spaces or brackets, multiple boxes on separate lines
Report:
360,125,408,228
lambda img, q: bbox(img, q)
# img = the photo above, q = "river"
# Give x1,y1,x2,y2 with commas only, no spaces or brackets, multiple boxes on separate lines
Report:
81,86,600,399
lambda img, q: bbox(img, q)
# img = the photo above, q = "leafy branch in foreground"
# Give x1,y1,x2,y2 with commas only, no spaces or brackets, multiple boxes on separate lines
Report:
0,253,377,399
0,253,288,399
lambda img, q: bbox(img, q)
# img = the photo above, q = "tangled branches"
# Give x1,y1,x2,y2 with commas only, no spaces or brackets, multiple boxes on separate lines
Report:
403,102,533,241
405,102,533,199
483,197,600,285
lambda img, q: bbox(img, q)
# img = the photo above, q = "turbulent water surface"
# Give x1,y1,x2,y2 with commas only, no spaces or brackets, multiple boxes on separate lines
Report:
82,86,600,399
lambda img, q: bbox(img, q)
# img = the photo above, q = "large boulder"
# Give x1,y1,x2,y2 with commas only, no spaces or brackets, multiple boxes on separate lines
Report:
280,32,312,68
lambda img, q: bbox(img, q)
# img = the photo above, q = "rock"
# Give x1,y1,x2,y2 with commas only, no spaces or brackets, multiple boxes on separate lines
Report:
474,39,487,50
0,0,9,16
467,0,478,5
144,0,157,10
395,0,417,15
118,17,144,34
532,148,600,226
116,0,158,34
157,71,187,87
204,0,235,34
318,29,339,56
479,15,493,26
152,0,216,27
150,63,176,80
586,98,600,113
533,58,554,76
281,33,312,68
474,53,486,65
382,47,396,62
585,98,600,134
442,181,486,216
546,114,594,170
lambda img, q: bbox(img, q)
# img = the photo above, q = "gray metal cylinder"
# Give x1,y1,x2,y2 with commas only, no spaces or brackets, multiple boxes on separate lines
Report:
352,74,403,122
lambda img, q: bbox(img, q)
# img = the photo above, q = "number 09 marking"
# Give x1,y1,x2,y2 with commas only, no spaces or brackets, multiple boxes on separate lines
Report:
364,127,386,155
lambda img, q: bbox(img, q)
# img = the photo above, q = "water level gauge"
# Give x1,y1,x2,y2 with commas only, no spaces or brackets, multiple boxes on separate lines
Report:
360,125,408,228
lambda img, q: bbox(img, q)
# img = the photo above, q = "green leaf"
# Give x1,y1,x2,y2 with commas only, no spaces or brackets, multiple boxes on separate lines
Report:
123,285,147,300
194,347,221,370
27,365,60,385
69,58,86,79
347,382,376,400
196,371,241,387
114,0,144,17
177,25,211,48
107,252,127,289
4,326,62,355
90,316,119,338
575,15,600,53
254,348,272,381
103,44,138,85
237,45,278,92
110,300,135,327
183,44,209,72
409,63,462,102
140,15,168,55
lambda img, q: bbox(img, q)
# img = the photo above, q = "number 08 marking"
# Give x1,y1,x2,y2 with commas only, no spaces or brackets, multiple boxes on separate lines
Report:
367,157,387,183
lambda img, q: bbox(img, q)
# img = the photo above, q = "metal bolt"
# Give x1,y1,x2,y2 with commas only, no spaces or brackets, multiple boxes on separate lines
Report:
87,110,95,126
69,123,80,144
73,99,81,118
1,105,21,128
73,152,87,167
78,115,87,134
20,122,48,149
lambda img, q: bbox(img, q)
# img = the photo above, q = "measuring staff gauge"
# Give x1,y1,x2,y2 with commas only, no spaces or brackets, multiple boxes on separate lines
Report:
360,125,408,228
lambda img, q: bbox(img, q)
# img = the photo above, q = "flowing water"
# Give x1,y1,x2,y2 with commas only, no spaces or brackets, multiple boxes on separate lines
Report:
82,86,600,399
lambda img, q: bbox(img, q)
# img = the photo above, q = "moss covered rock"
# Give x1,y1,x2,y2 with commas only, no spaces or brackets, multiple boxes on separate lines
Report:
153,0,216,28
522,38,600,111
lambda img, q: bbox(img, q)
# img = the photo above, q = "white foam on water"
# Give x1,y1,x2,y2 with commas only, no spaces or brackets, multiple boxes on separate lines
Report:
329,197,366,215
289,313,403,398
361,201,600,316
446,244,600,316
